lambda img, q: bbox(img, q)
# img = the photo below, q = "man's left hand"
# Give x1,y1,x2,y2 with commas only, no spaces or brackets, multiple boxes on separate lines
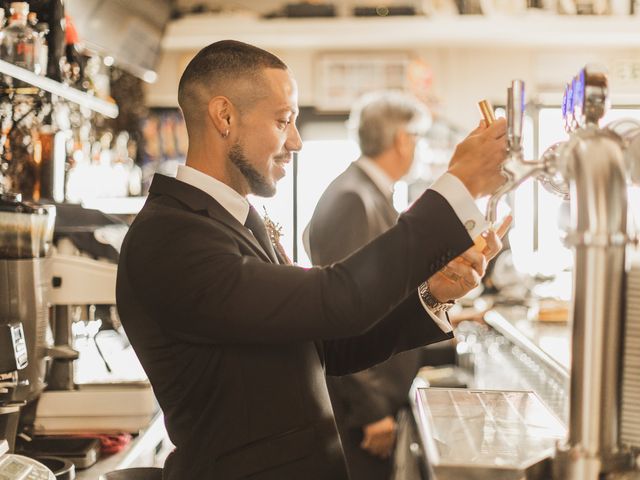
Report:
428,247,486,302
429,222,507,302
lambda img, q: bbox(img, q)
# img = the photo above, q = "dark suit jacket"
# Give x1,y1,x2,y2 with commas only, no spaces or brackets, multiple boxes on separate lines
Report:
307,162,427,479
116,173,472,480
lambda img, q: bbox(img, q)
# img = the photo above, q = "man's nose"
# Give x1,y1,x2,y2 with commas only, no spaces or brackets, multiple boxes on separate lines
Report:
286,124,303,152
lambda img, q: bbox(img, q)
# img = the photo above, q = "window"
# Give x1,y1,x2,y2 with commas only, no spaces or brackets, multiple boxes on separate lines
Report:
510,105,640,288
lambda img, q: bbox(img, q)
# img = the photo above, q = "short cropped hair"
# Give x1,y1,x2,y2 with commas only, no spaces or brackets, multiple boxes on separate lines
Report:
349,91,431,158
178,40,287,117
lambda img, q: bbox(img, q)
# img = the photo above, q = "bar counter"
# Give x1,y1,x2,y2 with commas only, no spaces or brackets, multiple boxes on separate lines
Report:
468,305,570,422
410,304,573,479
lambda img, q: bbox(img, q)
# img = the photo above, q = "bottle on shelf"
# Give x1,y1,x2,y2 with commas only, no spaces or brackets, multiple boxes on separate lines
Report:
27,0,65,82
61,14,83,88
27,11,48,76
0,2,38,88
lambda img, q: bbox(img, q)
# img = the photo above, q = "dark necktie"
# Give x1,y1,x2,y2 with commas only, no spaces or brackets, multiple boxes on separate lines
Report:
244,205,278,263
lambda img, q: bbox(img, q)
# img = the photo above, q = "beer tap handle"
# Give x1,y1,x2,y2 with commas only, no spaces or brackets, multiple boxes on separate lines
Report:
485,80,526,224
508,80,525,152
478,99,495,126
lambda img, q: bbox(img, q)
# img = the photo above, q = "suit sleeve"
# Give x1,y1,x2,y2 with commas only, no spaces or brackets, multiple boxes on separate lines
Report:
119,190,472,345
323,291,451,376
323,291,452,426
309,189,438,423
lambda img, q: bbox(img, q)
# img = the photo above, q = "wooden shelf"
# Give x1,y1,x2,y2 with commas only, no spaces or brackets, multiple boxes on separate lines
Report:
0,59,119,118
163,13,640,51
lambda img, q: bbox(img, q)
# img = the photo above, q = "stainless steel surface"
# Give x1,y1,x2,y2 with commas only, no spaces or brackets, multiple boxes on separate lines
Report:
536,142,570,199
483,66,640,479
0,258,52,403
486,79,561,224
413,388,565,480
487,80,528,224
484,310,568,385
605,118,640,185
456,310,570,424
476,65,640,478
553,125,630,479
621,251,640,447
582,65,608,127
507,80,524,151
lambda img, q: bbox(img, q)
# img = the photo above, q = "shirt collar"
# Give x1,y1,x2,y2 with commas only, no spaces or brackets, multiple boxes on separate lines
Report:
176,164,250,224
356,157,395,198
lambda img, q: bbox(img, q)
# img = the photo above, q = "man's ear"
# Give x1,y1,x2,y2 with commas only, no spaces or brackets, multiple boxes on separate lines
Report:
394,130,410,156
207,96,235,138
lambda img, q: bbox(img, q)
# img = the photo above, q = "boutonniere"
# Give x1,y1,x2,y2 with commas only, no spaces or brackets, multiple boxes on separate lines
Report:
262,207,283,246
263,207,292,265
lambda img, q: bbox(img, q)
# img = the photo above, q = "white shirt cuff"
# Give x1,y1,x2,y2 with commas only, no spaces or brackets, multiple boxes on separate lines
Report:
418,290,453,333
429,172,489,240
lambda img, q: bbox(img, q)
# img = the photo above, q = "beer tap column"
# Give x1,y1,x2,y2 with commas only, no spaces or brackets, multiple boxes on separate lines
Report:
553,65,633,480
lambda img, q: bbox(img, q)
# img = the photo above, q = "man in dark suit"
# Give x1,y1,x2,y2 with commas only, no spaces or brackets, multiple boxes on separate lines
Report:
306,90,439,480
116,40,507,479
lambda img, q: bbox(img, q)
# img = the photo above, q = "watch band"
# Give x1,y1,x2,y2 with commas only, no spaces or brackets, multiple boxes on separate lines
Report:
419,281,455,313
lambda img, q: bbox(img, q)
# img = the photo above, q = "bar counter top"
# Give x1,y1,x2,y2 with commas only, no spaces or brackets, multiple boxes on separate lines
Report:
485,305,570,374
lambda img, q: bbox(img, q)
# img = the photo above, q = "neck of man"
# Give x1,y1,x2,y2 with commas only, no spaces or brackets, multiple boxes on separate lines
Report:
185,138,251,197
371,150,403,182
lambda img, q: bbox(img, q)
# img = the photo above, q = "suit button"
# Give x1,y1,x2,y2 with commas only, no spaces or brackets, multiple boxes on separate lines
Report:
465,220,476,231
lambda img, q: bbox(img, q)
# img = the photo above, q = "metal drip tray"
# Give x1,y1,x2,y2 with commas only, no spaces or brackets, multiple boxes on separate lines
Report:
413,388,566,480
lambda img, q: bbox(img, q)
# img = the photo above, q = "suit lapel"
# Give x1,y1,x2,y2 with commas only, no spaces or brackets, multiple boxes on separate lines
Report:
206,202,276,264
148,174,274,263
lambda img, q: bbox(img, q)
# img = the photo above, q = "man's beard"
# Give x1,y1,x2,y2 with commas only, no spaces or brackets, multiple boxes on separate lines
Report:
228,142,276,197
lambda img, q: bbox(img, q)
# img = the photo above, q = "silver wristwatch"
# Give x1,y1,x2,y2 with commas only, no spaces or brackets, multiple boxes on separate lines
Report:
418,281,455,313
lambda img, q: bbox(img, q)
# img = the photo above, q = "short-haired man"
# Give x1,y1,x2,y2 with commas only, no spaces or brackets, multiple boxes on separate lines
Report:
307,90,445,480
116,40,507,479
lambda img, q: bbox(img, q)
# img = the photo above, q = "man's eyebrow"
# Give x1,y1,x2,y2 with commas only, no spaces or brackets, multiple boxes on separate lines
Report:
277,106,299,115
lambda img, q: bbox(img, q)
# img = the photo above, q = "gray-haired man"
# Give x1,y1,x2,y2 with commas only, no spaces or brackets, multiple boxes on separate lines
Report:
307,91,486,480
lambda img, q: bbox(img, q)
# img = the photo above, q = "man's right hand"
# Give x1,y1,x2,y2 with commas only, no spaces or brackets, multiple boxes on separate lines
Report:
448,118,508,198
360,416,396,459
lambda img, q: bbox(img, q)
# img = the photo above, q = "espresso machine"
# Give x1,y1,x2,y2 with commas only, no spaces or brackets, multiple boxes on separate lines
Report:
0,193,55,414
0,322,56,480
412,65,640,479
0,321,27,452
0,193,56,478
0,324,55,479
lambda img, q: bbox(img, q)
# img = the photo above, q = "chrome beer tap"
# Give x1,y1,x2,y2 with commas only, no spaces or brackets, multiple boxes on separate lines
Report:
485,80,559,224
549,64,637,480
605,118,640,187
481,65,640,479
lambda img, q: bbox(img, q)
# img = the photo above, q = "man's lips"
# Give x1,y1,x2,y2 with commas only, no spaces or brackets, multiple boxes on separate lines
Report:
274,154,292,164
